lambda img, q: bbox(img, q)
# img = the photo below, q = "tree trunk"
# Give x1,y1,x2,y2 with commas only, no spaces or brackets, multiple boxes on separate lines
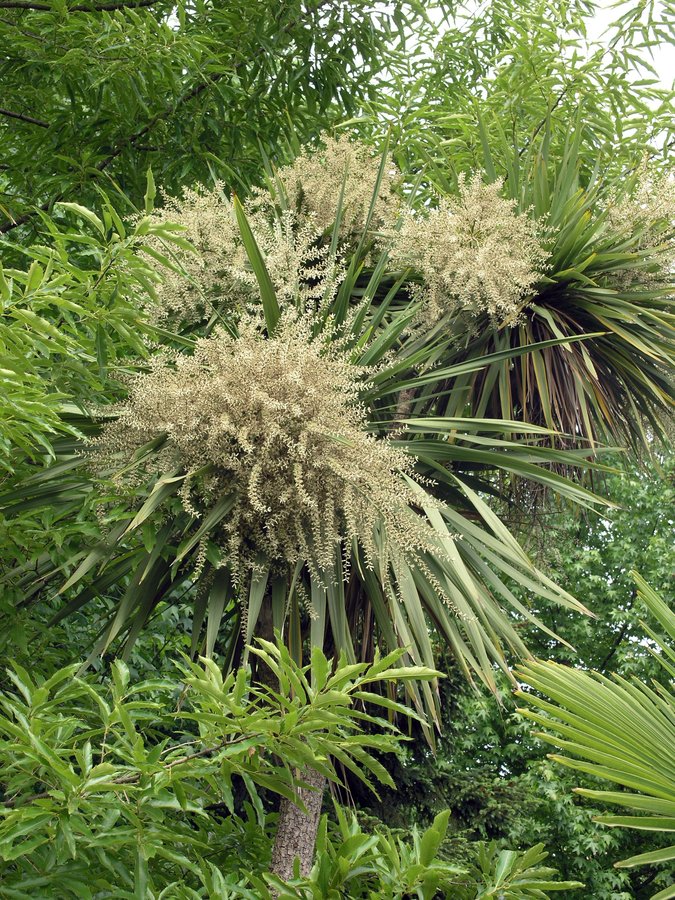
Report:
393,386,416,431
254,599,327,882
270,767,326,881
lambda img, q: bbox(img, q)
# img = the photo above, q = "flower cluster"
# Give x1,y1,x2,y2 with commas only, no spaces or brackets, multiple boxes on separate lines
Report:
606,165,675,287
253,133,401,241
139,186,251,323
139,189,343,324
607,165,675,239
389,174,547,324
95,315,440,581
140,135,400,325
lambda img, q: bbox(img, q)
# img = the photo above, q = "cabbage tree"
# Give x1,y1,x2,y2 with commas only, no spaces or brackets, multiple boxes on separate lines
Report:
2,134,674,878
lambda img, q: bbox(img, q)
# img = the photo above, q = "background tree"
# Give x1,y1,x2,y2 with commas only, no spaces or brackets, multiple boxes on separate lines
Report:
0,0,442,236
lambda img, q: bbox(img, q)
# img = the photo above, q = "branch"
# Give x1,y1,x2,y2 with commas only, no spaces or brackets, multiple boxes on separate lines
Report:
517,81,573,159
596,614,631,672
0,205,47,233
0,107,49,128
0,0,163,9
0,61,235,235
92,73,221,174
392,387,417,432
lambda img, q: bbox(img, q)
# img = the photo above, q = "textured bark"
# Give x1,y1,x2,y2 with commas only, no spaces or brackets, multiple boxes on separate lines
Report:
253,599,326,881
394,387,416,429
270,768,327,881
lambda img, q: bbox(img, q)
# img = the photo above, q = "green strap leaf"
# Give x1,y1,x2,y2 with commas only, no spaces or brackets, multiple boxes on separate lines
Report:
233,195,280,333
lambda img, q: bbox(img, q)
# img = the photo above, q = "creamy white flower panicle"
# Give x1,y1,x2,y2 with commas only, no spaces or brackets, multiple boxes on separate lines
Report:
139,185,252,323
139,189,343,323
253,133,401,240
389,174,547,324
607,166,675,237
251,210,346,311
606,165,675,287
95,315,442,583
141,135,400,324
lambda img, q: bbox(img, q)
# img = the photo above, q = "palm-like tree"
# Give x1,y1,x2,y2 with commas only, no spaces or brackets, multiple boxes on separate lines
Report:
2,133,674,878
421,129,675,452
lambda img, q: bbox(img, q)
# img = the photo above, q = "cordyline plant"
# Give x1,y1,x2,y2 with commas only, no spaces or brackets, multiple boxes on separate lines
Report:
2,131,674,878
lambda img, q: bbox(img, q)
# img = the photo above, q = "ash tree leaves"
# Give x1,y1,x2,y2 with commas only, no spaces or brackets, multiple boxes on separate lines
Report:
0,0,446,236
0,197,191,472
378,0,675,191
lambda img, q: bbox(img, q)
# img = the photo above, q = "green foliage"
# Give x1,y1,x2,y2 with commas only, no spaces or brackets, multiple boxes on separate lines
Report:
523,455,675,675
0,639,435,896
378,0,675,188
0,0,444,235
0,199,176,470
517,575,675,899
1,0,674,893
452,842,583,898
263,808,462,899
0,629,581,898
257,809,579,899
354,459,674,898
